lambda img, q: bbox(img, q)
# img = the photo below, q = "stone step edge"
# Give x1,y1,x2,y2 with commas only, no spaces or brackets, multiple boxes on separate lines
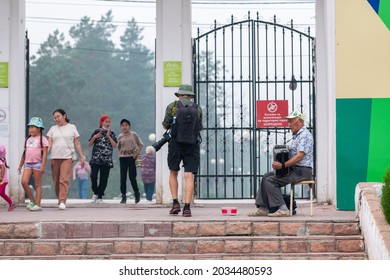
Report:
0,252,368,260
1,235,366,255
1,221,362,239
0,235,365,242
0,220,360,226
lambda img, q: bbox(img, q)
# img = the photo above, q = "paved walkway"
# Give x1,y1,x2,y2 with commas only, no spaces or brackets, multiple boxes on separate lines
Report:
0,199,356,223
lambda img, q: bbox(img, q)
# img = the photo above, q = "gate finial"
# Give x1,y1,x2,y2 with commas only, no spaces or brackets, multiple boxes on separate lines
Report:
289,75,297,91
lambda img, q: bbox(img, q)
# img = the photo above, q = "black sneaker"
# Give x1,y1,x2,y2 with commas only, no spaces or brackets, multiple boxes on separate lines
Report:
169,203,181,215
120,196,127,204
135,193,140,204
182,208,192,217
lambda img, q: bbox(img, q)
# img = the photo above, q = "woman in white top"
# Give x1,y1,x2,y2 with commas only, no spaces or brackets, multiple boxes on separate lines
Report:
47,109,85,210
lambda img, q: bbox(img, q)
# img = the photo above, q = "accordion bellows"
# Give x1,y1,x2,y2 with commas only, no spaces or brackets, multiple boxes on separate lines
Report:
273,145,289,176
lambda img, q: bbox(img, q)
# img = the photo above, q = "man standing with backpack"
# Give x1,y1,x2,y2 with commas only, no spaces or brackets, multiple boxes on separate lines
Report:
162,84,203,217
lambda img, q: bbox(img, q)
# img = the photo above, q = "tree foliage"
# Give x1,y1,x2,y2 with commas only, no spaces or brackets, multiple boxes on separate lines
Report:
29,11,155,199
382,167,390,224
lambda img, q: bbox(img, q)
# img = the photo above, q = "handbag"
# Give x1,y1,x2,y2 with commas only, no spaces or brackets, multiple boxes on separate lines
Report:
58,126,78,161
135,155,143,168
70,150,78,162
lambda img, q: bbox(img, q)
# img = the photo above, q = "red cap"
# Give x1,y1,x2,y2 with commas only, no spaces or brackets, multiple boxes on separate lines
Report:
99,115,110,128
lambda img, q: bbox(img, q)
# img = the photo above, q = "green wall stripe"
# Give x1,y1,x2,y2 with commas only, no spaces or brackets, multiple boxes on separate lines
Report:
379,0,390,30
336,99,372,210
367,98,390,181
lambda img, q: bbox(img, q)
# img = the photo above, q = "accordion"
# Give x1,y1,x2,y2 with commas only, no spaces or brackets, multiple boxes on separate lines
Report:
273,145,290,176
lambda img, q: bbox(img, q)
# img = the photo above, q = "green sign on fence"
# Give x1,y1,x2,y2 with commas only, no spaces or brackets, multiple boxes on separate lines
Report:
0,62,9,88
164,61,182,87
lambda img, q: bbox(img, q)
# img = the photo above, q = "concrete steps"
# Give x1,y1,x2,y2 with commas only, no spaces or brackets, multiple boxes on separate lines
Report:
0,253,367,260
0,219,367,259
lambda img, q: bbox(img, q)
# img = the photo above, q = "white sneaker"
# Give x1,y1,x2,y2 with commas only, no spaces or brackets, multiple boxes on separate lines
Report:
96,199,104,203
29,204,42,211
91,194,98,203
26,202,35,210
58,203,66,210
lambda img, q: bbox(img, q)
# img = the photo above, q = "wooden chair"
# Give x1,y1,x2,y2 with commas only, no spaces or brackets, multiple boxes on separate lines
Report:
290,180,315,216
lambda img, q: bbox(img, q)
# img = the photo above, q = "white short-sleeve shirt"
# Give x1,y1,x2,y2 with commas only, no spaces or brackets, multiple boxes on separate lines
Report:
47,123,80,159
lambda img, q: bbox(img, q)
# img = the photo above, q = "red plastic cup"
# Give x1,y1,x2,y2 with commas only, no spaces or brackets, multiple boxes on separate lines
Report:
230,207,237,215
221,207,228,215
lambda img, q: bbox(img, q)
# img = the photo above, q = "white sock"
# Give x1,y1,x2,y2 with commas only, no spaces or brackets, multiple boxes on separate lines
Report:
279,204,288,211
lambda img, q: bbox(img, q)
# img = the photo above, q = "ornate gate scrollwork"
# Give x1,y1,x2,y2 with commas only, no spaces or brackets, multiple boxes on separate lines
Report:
194,13,315,199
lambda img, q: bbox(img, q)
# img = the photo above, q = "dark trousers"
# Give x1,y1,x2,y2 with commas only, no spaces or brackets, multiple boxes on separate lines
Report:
255,166,312,208
119,157,140,196
90,164,111,199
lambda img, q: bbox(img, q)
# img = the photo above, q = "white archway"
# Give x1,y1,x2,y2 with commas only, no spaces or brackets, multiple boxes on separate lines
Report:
0,0,335,205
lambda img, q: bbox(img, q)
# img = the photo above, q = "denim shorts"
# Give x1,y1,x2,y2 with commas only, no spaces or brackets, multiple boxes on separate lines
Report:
24,161,42,171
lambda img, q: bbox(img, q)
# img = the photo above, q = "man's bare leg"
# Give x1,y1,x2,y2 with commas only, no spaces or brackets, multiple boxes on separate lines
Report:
169,170,181,214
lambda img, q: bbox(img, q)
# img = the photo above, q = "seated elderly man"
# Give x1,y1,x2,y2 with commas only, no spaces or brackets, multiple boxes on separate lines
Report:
248,110,314,217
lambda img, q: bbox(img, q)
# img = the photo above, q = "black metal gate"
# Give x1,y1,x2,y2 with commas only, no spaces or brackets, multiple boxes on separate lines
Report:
193,13,315,199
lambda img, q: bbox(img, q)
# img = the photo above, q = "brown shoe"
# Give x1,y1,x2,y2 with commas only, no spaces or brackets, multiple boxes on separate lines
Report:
267,209,289,217
247,208,269,216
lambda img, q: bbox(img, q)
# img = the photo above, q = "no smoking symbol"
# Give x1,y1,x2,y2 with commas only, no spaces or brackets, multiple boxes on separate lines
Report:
267,102,278,113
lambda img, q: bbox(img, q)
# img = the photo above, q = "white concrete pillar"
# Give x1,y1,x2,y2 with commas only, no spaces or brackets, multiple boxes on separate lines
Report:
315,0,336,204
0,0,26,204
155,0,192,204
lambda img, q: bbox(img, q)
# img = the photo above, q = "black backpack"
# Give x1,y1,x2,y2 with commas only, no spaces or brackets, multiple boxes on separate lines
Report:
174,101,201,145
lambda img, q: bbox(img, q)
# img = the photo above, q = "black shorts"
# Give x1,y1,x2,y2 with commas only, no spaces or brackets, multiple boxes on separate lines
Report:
167,138,200,174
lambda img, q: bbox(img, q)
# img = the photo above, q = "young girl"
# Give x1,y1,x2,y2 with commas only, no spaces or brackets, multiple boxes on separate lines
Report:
117,119,143,204
73,155,91,199
0,144,16,211
17,117,48,211
88,115,117,203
